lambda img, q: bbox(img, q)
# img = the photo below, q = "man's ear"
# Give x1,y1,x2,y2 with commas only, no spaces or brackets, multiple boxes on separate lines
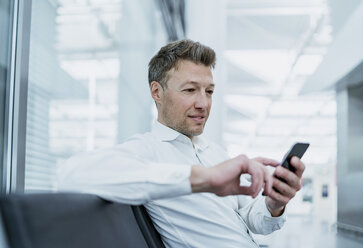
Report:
150,81,164,105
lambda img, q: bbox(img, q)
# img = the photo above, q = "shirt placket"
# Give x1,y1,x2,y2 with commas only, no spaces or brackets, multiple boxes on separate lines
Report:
192,143,203,165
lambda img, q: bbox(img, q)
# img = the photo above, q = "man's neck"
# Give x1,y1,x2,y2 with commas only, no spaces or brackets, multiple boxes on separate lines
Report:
156,119,194,141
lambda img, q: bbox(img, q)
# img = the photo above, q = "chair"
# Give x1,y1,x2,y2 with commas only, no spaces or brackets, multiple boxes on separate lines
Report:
0,193,165,248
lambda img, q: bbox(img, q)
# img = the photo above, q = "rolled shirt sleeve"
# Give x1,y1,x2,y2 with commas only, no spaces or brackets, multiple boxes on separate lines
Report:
57,135,193,205
237,196,286,235
236,175,286,235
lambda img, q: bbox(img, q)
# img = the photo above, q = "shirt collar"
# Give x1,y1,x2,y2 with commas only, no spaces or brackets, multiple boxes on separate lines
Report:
151,121,209,151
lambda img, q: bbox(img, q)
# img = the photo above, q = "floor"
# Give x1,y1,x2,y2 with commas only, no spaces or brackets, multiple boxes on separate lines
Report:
252,215,363,248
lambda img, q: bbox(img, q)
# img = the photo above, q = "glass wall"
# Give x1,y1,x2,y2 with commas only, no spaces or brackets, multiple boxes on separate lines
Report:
25,0,167,192
0,0,12,191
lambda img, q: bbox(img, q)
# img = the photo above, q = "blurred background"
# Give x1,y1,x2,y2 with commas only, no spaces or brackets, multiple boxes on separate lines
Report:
1,0,363,247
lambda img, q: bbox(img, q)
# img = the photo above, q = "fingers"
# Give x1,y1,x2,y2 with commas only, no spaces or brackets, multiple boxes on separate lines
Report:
289,156,305,178
253,157,280,167
211,154,276,198
239,160,273,198
263,167,273,195
267,186,290,206
238,185,259,197
246,162,264,198
272,177,296,199
274,166,302,191
270,156,305,194
264,158,306,211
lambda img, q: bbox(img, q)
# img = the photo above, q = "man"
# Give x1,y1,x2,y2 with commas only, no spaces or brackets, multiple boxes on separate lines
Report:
58,39,305,247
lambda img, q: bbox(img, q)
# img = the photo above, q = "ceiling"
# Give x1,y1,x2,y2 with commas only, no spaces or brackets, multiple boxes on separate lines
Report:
222,0,337,169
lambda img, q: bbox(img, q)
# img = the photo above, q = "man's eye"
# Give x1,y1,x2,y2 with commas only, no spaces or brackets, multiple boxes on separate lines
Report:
185,88,195,92
207,90,214,95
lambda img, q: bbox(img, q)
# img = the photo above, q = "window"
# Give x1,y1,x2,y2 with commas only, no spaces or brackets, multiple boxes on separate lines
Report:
25,0,167,192
0,1,12,192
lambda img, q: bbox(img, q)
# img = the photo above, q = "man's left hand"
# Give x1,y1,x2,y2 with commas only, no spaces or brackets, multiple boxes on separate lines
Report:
265,156,305,217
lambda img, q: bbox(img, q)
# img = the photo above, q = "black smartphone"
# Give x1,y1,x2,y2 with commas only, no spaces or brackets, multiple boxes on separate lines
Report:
279,142,309,173
262,142,309,196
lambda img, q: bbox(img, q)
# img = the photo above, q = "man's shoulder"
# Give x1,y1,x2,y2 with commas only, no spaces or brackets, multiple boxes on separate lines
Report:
116,131,158,155
123,131,155,144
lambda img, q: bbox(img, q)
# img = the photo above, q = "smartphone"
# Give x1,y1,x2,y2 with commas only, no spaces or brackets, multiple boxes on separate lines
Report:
279,142,309,173
262,142,309,196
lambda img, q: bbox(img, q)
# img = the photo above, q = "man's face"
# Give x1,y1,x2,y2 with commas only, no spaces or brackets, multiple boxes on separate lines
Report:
157,60,214,138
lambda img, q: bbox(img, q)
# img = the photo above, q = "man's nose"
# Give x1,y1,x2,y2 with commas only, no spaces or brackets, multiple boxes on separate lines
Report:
195,93,209,109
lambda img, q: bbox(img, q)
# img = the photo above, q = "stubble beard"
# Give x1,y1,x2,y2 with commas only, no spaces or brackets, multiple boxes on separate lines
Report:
162,108,207,138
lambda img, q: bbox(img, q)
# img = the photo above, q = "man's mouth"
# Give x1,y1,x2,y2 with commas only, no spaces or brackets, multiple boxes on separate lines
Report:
188,115,206,123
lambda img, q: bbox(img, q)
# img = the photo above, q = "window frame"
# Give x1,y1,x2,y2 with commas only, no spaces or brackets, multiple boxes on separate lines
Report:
1,0,32,194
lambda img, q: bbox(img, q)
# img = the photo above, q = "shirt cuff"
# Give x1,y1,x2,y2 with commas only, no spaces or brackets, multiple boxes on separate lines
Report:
261,197,287,231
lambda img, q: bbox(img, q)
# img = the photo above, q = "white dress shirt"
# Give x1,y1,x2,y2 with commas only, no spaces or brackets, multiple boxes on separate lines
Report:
58,121,286,248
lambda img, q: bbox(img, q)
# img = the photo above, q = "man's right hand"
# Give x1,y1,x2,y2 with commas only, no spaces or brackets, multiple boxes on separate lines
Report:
190,155,276,198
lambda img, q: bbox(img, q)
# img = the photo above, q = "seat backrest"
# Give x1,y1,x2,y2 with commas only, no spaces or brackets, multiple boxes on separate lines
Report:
0,193,164,248
132,205,165,248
